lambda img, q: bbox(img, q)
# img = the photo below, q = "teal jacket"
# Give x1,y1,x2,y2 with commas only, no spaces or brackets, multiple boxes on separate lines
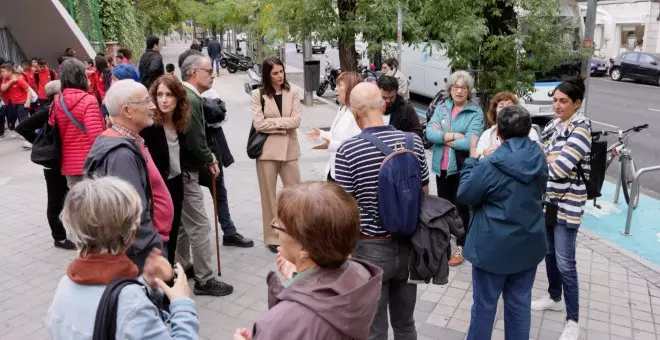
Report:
425,99,484,176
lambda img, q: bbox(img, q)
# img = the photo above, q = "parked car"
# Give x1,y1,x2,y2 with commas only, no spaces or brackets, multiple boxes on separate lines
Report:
610,52,660,86
295,43,326,54
590,57,608,76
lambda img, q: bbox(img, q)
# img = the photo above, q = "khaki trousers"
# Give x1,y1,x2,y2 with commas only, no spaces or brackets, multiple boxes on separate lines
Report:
256,160,301,245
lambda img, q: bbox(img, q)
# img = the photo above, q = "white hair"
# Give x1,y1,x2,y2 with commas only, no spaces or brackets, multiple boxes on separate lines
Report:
61,176,142,256
446,70,476,99
104,79,146,117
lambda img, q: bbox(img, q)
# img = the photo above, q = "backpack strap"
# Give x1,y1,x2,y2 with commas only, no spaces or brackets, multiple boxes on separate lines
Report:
404,133,415,151
359,131,394,156
92,279,147,340
59,95,87,133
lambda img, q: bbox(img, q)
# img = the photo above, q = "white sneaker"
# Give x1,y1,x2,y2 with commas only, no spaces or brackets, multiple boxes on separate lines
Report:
531,296,564,311
22,141,32,149
558,320,580,340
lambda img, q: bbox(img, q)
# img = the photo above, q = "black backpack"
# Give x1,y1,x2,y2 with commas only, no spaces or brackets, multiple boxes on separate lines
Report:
577,137,607,202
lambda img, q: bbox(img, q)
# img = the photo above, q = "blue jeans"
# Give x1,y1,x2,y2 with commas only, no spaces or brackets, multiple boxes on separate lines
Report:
468,266,536,340
211,56,222,73
545,222,579,321
354,239,417,340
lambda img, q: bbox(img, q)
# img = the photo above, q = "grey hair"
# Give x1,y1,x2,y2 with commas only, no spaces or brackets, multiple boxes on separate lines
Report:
104,79,147,117
497,104,532,141
44,80,61,99
350,82,385,116
61,176,142,257
60,58,89,91
181,54,208,81
446,70,475,100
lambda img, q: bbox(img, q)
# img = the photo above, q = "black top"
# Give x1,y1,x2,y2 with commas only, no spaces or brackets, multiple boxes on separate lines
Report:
274,94,283,115
384,95,424,140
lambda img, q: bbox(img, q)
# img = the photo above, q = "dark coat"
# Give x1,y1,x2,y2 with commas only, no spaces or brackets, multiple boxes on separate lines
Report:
202,97,234,168
410,195,465,285
457,137,548,274
138,49,164,90
385,95,423,140
207,39,222,58
140,125,185,180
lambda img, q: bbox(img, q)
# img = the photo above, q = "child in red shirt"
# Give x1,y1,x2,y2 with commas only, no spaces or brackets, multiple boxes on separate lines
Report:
1,62,30,136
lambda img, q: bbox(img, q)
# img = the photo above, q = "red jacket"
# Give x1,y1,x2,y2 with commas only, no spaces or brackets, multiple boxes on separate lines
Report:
48,89,105,175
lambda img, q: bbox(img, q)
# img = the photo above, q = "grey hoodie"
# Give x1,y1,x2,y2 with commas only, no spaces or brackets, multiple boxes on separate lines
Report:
253,259,383,340
83,133,163,270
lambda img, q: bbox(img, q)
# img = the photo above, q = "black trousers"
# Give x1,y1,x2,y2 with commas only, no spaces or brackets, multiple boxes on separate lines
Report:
436,171,471,247
165,174,184,265
44,168,69,241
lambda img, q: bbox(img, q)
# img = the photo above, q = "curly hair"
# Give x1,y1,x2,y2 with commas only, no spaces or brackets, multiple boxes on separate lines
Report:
149,75,190,134
486,91,519,127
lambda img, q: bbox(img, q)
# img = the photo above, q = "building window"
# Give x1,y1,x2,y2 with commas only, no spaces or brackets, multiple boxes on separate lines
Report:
620,24,645,53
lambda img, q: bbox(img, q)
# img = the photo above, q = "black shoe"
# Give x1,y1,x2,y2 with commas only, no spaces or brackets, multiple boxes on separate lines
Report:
223,233,254,248
184,266,195,279
267,245,279,254
194,278,233,296
54,239,76,250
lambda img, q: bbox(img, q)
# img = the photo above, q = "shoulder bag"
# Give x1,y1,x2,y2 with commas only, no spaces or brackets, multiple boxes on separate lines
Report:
246,90,269,159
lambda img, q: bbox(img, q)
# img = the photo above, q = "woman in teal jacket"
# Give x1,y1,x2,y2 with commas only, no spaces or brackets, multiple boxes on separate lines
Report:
425,70,484,266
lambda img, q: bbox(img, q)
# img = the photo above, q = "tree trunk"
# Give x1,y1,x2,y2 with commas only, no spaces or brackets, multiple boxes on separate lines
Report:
338,0,357,72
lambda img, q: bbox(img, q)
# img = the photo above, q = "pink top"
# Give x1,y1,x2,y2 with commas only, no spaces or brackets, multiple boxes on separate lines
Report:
141,144,174,242
440,107,461,170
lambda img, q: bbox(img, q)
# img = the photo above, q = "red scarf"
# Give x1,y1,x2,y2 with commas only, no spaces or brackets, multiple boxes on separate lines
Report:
67,253,138,285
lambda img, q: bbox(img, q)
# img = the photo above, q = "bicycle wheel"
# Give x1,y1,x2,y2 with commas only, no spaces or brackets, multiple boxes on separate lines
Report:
620,157,639,208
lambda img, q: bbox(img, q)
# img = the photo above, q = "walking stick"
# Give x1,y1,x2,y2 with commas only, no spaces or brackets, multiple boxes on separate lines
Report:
211,172,222,276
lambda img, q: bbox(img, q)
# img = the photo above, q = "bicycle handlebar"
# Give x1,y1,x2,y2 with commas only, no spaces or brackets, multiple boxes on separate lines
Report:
592,124,648,138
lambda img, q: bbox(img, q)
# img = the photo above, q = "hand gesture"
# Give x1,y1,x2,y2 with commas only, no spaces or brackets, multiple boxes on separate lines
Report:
155,263,191,301
305,127,321,142
276,247,296,280
208,162,220,177
469,135,480,159
233,328,252,340
142,248,173,287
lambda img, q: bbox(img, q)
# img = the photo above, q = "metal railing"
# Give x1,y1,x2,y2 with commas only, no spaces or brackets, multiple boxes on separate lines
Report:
621,165,660,236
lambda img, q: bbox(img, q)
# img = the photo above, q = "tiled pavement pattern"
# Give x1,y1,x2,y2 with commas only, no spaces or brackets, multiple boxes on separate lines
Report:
1,44,660,340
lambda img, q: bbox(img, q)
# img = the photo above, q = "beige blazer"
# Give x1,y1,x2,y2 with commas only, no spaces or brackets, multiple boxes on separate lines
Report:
251,88,301,161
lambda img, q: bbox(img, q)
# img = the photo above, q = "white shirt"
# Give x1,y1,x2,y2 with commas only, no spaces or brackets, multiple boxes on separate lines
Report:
476,125,540,159
321,106,361,178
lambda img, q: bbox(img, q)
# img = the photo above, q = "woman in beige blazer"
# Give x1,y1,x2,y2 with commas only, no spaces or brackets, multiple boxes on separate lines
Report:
251,57,301,253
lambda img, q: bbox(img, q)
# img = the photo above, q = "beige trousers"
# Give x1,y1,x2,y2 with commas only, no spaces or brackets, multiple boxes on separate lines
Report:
256,160,301,245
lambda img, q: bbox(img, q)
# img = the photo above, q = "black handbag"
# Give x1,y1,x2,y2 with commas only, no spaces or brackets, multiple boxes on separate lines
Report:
31,95,86,168
246,90,268,159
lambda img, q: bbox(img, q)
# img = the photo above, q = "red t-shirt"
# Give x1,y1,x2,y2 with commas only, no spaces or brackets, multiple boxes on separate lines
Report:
37,68,57,99
2,76,29,104
24,70,37,90
141,144,174,242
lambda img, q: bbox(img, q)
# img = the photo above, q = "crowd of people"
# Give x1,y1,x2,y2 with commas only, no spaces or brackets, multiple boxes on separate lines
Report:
1,35,593,340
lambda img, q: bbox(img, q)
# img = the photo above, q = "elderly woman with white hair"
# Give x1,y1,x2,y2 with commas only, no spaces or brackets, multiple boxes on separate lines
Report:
84,79,173,270
425,70,484,266
45,176,199,339
16,80,76,250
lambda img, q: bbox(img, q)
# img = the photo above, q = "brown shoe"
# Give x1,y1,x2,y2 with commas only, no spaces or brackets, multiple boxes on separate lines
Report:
449,246,464,266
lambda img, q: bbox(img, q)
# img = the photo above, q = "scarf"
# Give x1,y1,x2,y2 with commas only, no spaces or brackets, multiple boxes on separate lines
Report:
67,253,139,285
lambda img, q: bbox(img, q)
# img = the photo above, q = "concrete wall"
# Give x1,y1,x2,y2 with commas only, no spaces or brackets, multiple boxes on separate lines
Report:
0,0,95,66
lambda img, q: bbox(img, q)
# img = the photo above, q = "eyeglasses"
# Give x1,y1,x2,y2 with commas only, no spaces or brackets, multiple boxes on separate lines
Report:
270,218,286,233
451,85,469,92
126,97,152,107
194,67,213,75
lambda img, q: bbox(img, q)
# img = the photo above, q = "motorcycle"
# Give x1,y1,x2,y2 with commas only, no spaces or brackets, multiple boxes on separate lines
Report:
316,55,340,97
244,64,262,94
223,52,254,73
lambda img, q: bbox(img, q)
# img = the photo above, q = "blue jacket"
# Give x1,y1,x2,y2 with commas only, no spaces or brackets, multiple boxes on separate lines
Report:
45,276,199,339
457,137,548,274
425,98,484,176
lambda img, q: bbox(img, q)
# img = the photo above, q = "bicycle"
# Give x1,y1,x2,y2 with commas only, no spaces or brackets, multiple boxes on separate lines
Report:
592,123,648,208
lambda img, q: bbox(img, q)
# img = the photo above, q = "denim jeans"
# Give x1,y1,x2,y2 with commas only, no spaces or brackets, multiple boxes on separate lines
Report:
212,56,222,74
467,266,537,340
354,239,417,340
545,222,579,322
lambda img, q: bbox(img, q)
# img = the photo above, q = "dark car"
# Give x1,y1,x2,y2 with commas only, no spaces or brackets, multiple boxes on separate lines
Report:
590,57,608,77
610,52,660,86
296,43,326,54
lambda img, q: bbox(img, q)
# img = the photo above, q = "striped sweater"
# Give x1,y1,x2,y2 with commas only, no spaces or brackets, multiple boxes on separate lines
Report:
334,125,430,236
541,112,592,229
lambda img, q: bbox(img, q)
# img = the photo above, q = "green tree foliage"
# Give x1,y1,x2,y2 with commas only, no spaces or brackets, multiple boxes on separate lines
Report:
136,0,187,34
98,0,146,59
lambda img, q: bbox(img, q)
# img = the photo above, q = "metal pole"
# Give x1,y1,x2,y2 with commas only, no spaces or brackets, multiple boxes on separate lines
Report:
303,39,313,106
581,0,597,114
396,5,403,63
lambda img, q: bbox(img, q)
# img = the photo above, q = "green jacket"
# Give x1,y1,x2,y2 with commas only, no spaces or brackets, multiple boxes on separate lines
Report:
181,85,214,171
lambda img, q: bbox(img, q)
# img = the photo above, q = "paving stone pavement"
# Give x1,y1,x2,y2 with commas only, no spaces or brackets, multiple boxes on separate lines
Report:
1,44,660,340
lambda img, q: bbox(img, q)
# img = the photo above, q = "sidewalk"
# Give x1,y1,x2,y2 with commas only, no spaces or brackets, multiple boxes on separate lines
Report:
1,44,660,340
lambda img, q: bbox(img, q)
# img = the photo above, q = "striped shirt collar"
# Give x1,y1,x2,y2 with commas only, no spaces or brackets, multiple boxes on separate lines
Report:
112,123,144,144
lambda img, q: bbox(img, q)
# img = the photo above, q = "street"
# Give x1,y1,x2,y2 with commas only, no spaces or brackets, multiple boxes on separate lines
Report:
284,44,660,195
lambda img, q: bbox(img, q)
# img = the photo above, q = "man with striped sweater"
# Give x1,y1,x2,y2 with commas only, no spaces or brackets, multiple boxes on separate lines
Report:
334,83,429,340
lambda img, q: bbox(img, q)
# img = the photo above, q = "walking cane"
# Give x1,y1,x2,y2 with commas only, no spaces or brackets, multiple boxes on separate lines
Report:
211,172,222,276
